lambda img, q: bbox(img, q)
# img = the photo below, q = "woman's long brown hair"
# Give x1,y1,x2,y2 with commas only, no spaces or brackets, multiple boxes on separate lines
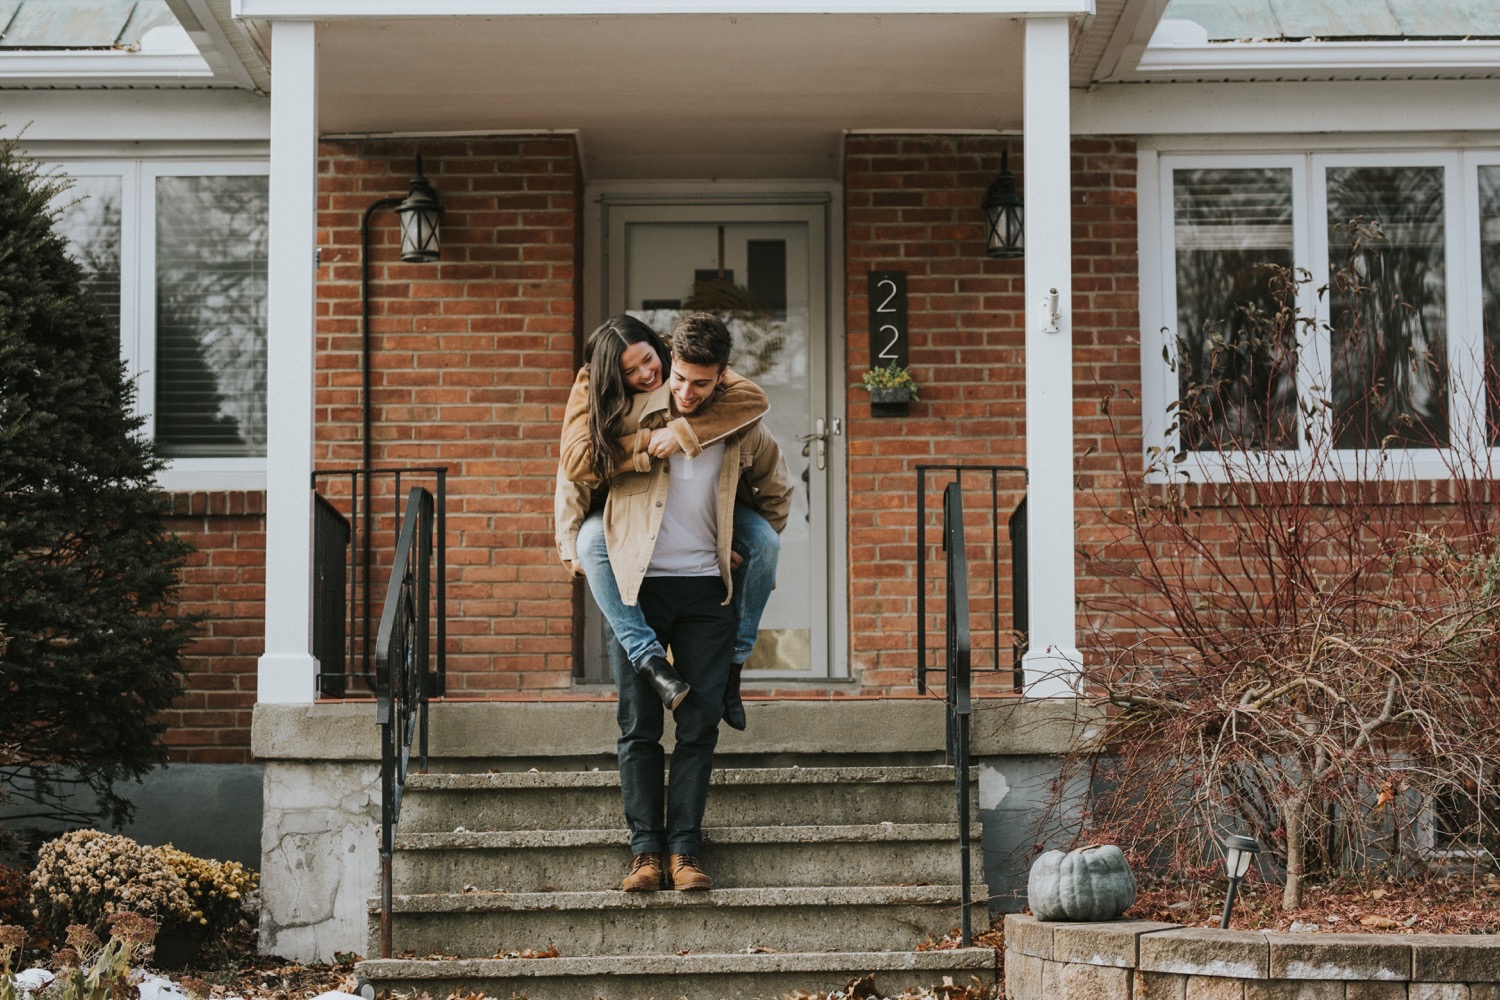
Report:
583,315,671,484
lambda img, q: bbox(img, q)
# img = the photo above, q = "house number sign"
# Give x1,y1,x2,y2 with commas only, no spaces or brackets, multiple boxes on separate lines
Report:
867,270,908,371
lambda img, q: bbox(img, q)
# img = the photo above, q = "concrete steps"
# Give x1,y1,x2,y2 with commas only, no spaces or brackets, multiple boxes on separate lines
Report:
359,762,994,999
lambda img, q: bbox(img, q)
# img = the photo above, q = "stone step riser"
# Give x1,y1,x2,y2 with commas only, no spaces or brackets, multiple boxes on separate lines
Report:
378,900,986,957
397,783,976,833
391,837,972,894
360,964,995,1000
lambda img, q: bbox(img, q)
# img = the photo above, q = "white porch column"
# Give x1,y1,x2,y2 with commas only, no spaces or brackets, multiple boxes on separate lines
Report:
258,19,319,703
1021,16,1082,697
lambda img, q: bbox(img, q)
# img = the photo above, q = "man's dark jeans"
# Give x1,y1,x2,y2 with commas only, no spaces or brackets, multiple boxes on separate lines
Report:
612,575,736,857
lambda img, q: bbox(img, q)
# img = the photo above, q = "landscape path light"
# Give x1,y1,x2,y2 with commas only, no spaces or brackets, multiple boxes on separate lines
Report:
1219,834,1261,929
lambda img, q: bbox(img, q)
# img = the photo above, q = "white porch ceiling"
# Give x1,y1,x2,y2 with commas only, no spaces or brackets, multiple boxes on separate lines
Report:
306,13,1031,181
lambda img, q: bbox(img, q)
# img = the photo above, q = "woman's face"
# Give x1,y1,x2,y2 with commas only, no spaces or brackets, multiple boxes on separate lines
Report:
618,340,663,393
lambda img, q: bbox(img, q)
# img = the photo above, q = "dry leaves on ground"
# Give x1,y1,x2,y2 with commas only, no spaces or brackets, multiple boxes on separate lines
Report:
1130,869,1500,934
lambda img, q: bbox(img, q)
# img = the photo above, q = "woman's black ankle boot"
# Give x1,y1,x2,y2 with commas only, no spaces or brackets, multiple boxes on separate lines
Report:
637,655,690,710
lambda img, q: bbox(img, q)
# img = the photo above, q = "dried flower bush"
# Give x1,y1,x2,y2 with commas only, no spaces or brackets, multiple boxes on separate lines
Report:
28,831,191,944
155,845,258,935
48,912,159,1000
1071,227,1500,910
0,867,26,929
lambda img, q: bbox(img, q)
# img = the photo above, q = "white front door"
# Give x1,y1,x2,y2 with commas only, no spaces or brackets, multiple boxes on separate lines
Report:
590,200,838,680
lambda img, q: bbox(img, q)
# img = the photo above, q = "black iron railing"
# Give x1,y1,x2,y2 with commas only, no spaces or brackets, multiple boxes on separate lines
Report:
915,465,1027,947
375,485,435,959
915,464,1028,695
943,480,975,946
311,466,448,698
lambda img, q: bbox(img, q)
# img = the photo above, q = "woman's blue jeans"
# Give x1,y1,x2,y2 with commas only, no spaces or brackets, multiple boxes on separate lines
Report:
576,503,780,668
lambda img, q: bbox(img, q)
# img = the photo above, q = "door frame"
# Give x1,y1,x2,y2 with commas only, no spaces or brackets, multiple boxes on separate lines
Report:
581,180,849,682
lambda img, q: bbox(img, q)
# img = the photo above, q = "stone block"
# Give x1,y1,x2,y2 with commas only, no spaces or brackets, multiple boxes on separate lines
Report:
1141,930,1270,980
1346,983,1409,1000
1266,932,1410,981
1185,974,1244,999
1412,936,1500,983
1005,914,1055,960
1006,951,1045,1000
1244,980,1341,1000
1058,960,1131,1000
1052,920,1179,968
1410,985,1470,1000
1469,985,1500,1000
1135,970,1187,1000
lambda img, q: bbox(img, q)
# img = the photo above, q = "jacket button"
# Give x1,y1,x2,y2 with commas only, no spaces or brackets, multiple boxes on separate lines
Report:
655,501,663,507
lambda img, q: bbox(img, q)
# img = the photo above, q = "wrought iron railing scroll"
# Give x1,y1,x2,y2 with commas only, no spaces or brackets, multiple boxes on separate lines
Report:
374,485,434,959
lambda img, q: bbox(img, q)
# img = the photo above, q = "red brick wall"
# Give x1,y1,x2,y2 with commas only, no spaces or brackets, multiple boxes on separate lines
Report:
314,136,582,697
842,134,1140,695
162,492,265,763
162,131,1145,745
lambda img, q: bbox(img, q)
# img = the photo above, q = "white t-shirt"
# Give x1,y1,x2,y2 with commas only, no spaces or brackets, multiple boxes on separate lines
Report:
645,441,724,577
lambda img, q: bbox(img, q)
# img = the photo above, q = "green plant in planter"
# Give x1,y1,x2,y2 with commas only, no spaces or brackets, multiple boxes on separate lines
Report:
860,362,920,401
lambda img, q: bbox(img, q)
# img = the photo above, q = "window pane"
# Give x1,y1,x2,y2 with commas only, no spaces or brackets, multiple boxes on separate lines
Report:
52,176,122,343
1172,167,1298,451
155,175,269,458
1326,166,1448,449
1481,166,1500,446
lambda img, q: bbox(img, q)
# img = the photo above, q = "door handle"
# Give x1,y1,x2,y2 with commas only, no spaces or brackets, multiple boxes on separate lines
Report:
797,417,829,471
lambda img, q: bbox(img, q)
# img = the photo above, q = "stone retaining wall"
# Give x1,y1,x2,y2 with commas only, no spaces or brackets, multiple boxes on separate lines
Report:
1004,914,1500,999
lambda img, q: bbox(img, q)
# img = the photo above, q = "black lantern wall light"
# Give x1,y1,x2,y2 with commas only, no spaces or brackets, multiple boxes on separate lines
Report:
982,149,1024,259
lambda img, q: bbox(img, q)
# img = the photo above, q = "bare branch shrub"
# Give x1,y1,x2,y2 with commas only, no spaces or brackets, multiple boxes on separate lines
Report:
1073,221,1500,910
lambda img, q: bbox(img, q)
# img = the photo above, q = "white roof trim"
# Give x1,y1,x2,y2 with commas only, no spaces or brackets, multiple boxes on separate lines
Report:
0,49,216,83
1129,39,1500,81
232,0,1093,17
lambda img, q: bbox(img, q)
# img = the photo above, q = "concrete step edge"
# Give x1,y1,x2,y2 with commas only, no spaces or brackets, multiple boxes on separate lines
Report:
406,765,973,791
395,822,981,850
382,884,986,913
356,947,999,979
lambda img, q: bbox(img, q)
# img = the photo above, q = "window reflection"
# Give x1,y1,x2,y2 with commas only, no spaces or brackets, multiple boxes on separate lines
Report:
1173,168,1297,451
1481,166,1500,446
1326,166,1448,449
155,175,269,457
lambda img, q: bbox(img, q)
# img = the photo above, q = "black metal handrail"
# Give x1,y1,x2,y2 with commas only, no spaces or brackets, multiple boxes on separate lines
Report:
915,464,1028,695
916,465,1027,947
375,485,434,959
311,466,448,698
943,481,975,946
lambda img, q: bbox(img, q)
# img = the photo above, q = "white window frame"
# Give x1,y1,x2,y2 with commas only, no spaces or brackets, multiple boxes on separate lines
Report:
53,158,270,492
1141,145,1500,483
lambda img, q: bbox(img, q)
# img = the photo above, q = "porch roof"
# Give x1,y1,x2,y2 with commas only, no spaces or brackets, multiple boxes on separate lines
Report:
234,1,1113,182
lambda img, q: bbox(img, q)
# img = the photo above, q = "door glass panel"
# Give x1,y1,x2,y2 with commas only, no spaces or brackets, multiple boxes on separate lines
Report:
620,220,816,674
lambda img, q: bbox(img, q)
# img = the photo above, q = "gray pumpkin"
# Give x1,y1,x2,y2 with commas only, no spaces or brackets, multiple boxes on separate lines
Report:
1027,843,1137,921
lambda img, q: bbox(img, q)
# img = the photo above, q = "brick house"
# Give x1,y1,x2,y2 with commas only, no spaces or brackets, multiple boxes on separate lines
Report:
7,0,1500,965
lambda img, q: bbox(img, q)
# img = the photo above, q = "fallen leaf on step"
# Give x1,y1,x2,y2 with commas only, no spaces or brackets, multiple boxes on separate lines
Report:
1359,915,1401,929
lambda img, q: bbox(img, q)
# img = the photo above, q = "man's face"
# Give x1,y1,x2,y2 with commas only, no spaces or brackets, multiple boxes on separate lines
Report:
669,359,725,415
